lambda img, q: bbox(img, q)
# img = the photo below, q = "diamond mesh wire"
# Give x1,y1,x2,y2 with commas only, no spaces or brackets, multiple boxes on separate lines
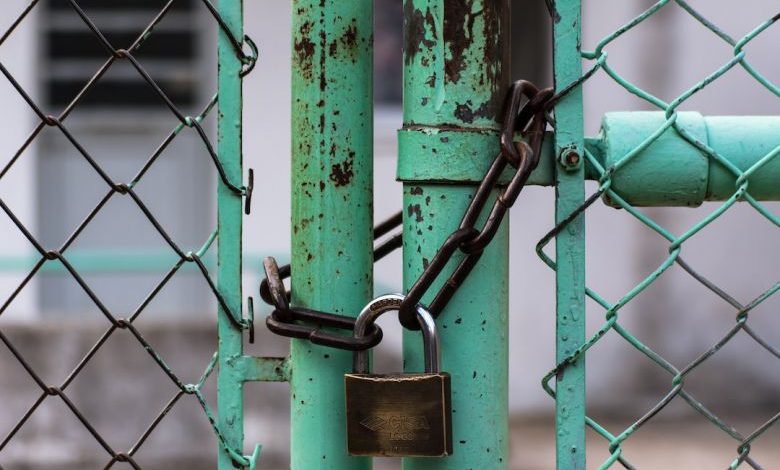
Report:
0,0,256,468
540,2,779,468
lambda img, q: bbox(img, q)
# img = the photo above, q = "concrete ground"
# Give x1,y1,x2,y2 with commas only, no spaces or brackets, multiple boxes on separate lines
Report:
2,324,777,469
2,417,779,469
507,417,780,470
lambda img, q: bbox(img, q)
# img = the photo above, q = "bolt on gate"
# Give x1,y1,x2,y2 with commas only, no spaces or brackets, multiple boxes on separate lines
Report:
0,1,779,470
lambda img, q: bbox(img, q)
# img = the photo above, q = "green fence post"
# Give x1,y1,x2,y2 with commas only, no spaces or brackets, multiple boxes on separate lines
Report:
552,1,586,469
289,1,373,469
216,0,245,469
399,1,510,468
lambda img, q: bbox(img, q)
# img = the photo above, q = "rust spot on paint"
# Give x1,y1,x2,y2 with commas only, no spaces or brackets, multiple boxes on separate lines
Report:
407,203,424,223
342,20,358,48
404,3,435,65
443,0,476,83
329,151,355,187
442,0,507,121
454,100,491,124
293,21,315,79
425,73,436,88
329,19,360,62
319,30,327,91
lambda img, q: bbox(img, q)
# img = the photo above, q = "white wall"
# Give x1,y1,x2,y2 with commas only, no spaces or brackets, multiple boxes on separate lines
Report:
0,2,39,320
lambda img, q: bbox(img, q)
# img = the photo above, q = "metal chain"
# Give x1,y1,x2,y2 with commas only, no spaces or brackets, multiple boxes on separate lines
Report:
398,81,552,329
261,80,553,344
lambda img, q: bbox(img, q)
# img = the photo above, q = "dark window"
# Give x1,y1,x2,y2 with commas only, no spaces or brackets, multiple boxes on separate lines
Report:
44,0,199,109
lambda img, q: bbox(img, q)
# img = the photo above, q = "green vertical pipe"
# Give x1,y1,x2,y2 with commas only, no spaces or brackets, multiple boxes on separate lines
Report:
400,1,510,469
552,1,586,469
289,1,373,469
216,0,245,468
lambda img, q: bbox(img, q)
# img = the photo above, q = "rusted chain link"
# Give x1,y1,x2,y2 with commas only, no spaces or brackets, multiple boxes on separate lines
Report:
260,213,402,350
261,80,553,343
399,81,552,329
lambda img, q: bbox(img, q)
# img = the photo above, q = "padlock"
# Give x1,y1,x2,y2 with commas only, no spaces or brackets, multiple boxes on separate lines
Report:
345,294,452,457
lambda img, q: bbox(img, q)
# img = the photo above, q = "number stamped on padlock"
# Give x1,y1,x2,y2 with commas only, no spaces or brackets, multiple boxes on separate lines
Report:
345,294,452,457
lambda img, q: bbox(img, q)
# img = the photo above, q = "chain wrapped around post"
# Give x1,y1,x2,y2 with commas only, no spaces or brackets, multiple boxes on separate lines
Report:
260,213,402,350
398,81,552,329
261,80,553,343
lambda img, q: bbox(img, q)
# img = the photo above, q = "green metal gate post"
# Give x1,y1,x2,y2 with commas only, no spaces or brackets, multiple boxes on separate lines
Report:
552,1,586,468
290,1,373,469
398,1,510,468
217,0,246,468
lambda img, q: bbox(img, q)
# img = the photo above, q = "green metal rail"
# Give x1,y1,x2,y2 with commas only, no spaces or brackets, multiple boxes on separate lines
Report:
289,1,374,469
551,2,587,468
215,0,248,467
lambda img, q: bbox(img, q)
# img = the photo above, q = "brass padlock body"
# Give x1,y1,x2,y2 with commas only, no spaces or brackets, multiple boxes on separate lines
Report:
345,372,452,457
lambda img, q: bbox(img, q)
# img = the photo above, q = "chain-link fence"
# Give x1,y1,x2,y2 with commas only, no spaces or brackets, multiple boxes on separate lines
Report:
1,1,778,469
0,0,256,468
540,2,779,468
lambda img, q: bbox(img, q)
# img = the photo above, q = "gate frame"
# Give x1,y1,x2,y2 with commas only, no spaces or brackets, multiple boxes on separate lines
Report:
552,1,587,469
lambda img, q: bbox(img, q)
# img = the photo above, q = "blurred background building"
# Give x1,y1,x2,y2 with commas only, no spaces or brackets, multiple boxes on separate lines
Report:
0,0,778,468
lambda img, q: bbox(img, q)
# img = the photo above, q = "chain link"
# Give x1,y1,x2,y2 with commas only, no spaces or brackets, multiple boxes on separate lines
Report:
260,81,553,341
260,213,402,350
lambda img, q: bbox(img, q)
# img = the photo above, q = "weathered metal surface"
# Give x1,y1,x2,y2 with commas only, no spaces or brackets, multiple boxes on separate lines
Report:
290,0,374,469
399,114,780,205
216,0,246,468
552,1,587,469
403,0,509,128
400,1,510,468
397,126,557,184
230,356,290,382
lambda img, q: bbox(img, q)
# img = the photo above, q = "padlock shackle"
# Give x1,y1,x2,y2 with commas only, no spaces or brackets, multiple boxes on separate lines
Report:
353,294,439,374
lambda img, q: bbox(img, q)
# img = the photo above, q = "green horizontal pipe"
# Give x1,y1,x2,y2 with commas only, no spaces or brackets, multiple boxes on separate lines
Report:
398,112,780,206
599,112,780,206
226,355,290,382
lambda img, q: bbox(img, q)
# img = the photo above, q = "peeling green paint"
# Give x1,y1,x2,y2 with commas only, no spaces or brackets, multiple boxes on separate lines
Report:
400,1,510,469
